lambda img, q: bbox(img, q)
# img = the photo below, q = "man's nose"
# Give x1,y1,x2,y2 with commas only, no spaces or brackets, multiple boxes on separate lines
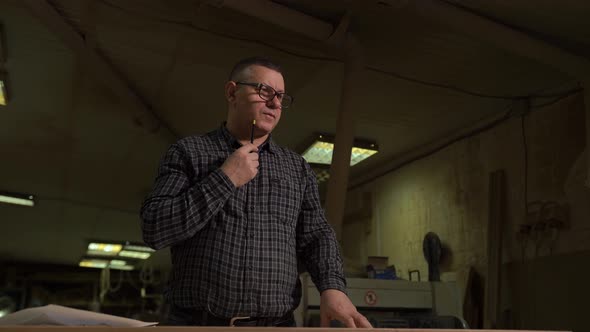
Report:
266,95,282,109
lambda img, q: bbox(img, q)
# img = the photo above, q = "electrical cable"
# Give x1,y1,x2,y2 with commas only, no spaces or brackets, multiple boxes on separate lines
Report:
531,87,582,108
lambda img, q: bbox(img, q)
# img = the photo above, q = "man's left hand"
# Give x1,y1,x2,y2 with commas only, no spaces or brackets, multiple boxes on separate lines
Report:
320,289,373,328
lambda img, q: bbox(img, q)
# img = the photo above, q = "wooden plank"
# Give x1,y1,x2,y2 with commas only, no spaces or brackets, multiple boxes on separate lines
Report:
0,326,571,332
486,169,505,328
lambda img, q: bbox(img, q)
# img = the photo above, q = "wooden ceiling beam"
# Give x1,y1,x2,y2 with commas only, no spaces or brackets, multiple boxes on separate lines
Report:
22,0,178,139
413,0,590,78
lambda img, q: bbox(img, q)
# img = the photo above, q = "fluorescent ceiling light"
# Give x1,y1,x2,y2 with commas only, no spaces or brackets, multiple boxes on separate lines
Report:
108,259,134,271
81,241,154,270
79,258,109,269
123,244,155,253
86,243,123,256
302,134,378,166
0,72,7,106
119,250,151,260
79,258,135,271
109,264,134,271
0,80,6,106
0,192,35,207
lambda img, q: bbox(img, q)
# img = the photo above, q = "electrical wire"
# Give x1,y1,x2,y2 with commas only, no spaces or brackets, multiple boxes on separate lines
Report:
531,87,582,108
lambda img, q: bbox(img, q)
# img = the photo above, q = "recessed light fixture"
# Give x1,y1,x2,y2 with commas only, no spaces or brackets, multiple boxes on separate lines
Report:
302,133,378,166
0,191,35,207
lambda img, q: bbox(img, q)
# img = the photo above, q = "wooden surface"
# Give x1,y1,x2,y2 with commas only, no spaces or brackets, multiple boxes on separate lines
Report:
0,326,570,332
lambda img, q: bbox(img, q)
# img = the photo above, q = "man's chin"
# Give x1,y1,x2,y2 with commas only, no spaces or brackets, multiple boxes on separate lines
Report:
256,122,276,134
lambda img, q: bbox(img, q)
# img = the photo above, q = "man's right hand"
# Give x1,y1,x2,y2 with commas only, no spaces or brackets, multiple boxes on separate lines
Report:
220,143,259,187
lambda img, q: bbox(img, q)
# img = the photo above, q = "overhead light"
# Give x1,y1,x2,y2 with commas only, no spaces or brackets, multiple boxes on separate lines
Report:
119,250,151,260
108,259,134,271
79,258,109,269
81,241,155,270
86,242,123,257
0,71,7,106
79,258,134,271
0,191,35,207
123,244,156,253
302,134,378,166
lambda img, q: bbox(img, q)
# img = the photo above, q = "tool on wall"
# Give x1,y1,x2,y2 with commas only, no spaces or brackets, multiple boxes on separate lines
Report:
423,232,442,282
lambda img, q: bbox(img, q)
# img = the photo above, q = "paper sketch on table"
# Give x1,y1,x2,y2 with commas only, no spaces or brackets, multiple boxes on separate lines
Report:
0,304,157,327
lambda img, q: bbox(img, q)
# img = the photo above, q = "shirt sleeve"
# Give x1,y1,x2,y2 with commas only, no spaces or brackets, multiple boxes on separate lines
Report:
296,161,346,294
140,143,236,250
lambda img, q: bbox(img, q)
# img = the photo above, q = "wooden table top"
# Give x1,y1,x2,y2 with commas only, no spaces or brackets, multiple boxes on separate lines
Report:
0,326,571,332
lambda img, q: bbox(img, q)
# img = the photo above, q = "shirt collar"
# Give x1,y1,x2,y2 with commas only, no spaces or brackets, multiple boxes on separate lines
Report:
218,123,277,154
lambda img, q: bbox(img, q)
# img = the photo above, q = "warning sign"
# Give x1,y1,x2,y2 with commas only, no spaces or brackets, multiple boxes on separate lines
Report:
364,290,378,306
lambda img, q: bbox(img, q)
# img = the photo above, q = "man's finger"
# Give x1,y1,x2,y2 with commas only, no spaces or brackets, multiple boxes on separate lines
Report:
354,313,373,328
239,143,258,153
320,314,330,327
342,317,357,328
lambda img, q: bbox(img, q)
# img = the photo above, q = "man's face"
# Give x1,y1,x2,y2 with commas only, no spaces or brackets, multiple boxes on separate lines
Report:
229,65,284,135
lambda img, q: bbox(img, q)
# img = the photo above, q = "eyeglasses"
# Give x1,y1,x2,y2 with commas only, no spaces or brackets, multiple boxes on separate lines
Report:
235,82,294,109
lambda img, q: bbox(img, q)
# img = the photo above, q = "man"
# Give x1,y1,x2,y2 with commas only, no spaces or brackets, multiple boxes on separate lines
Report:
140,57,371,328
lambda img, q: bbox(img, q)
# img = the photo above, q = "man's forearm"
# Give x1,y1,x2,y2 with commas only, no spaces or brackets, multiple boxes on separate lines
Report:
141,168,235,249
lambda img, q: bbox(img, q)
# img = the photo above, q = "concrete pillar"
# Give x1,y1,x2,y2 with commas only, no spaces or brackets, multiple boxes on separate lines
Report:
324,35,363,240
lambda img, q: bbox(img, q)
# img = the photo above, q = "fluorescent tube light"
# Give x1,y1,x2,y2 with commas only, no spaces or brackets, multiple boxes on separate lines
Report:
79,258,109,269
0,192,35,207
0,71,8,106
123,244,155,253
87,242,123,256
78,258,134,270
119,250,151,260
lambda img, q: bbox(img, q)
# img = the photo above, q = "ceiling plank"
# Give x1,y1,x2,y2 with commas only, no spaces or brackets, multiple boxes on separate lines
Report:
413,0,590,78
216,0,334,41
22,0,178,140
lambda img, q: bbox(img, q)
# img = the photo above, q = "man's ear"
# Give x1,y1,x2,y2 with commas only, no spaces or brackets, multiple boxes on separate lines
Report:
225,81,237,102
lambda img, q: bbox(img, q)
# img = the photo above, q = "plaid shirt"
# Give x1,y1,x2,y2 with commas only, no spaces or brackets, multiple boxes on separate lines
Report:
141,125,345,318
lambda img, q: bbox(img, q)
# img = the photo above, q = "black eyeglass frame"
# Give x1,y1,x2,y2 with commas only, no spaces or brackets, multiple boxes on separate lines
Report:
235,81,294,109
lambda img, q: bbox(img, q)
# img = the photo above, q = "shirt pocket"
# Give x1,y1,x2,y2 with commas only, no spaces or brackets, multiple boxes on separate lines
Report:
268,174,302,226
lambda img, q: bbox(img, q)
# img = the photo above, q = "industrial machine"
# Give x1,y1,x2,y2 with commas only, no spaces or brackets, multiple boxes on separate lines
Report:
294,274,468,329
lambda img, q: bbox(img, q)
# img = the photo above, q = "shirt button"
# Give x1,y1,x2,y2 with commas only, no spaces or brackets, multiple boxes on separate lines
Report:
248,265,253,270
249,205,255,211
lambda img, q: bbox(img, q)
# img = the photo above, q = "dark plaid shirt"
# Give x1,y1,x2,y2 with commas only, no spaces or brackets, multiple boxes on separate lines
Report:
141,125,345,318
